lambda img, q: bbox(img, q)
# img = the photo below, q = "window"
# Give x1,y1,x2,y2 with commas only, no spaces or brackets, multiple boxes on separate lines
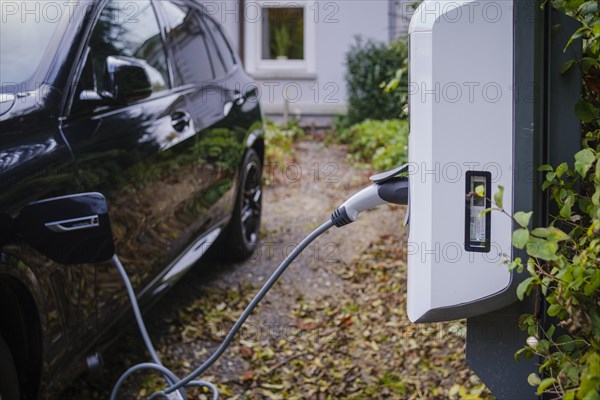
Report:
161,2,215,84
89,0,169,93
244,1,316,78
261,8,304,60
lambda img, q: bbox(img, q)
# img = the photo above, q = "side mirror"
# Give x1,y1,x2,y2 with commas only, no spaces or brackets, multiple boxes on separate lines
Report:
102,56,153,104
17,193,115,265
79,89,104,102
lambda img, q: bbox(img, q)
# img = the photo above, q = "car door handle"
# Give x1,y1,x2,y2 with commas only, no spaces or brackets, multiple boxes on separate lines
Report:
223,92,246,117
45,215,100,232
233,92,245,105
171,111,191,132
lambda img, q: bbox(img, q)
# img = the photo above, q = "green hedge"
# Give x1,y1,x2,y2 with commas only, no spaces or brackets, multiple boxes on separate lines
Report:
344,37,409,127
339,119,408,171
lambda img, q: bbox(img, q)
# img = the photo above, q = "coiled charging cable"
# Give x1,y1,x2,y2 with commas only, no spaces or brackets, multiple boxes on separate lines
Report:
110,172,409,400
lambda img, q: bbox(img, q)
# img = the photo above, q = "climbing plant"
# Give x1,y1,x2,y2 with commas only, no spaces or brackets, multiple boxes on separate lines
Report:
478,1,600,398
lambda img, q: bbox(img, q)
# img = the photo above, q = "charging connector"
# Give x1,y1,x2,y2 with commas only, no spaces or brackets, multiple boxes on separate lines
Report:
331,176,409,227
332,184,386,227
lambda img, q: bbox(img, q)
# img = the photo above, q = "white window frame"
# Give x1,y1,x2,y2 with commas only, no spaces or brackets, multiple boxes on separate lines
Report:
244,0,317,78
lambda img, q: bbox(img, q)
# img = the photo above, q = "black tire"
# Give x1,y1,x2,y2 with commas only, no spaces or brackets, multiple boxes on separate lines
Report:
0,335,20,400
224,149,263,261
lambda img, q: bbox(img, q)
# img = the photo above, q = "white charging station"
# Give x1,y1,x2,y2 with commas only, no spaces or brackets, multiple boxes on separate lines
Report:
407,0,517,323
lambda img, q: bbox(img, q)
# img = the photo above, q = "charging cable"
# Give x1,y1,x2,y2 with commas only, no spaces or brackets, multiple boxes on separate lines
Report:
110,167,409,400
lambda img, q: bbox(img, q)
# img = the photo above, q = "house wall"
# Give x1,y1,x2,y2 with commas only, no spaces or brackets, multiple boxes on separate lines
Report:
390,0,417,40
308,1,390,118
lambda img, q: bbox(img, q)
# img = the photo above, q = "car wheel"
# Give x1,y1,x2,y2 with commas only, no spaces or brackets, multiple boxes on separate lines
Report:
225,149,262,261
0,335,20,400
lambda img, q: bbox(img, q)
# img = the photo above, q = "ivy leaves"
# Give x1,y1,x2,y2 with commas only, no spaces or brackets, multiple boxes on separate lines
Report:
494,184,504,209
512,229,530,250
575,99,599,124
515,211,533,229
526,237,561,261
512,211,534,252
555,0,600,129
575,148,596,178
480,132,599,398
488,1,600,397
476,184,566,262
511,152,600,399
512,213,565,262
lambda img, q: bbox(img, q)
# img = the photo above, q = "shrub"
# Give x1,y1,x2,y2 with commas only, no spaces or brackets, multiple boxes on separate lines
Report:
339,119,408,171
344,37,409,127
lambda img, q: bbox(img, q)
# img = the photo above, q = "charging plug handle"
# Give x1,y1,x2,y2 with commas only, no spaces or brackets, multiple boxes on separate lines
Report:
377,177,409,205
331,177,409,227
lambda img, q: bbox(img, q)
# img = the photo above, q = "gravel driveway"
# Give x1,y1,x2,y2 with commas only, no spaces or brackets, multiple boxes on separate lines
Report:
63,139,491,399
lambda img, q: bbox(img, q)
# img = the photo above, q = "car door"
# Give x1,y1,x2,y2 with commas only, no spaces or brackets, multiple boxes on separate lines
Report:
61,0,210,329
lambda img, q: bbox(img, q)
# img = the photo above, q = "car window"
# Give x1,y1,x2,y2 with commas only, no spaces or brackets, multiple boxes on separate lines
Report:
160,2,215,85
204,17,237,72
0,4,67,89
160,1,187,32
204,31,226,79
89,0,169,93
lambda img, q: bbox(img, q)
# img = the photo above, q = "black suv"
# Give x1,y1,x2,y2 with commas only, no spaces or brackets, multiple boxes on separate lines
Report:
0,1,264,398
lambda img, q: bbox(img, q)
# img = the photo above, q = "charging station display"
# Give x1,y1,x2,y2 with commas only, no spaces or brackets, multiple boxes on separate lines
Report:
465,171,491,253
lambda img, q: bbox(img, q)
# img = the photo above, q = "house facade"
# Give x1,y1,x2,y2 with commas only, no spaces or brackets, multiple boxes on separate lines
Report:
210,0,415,126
